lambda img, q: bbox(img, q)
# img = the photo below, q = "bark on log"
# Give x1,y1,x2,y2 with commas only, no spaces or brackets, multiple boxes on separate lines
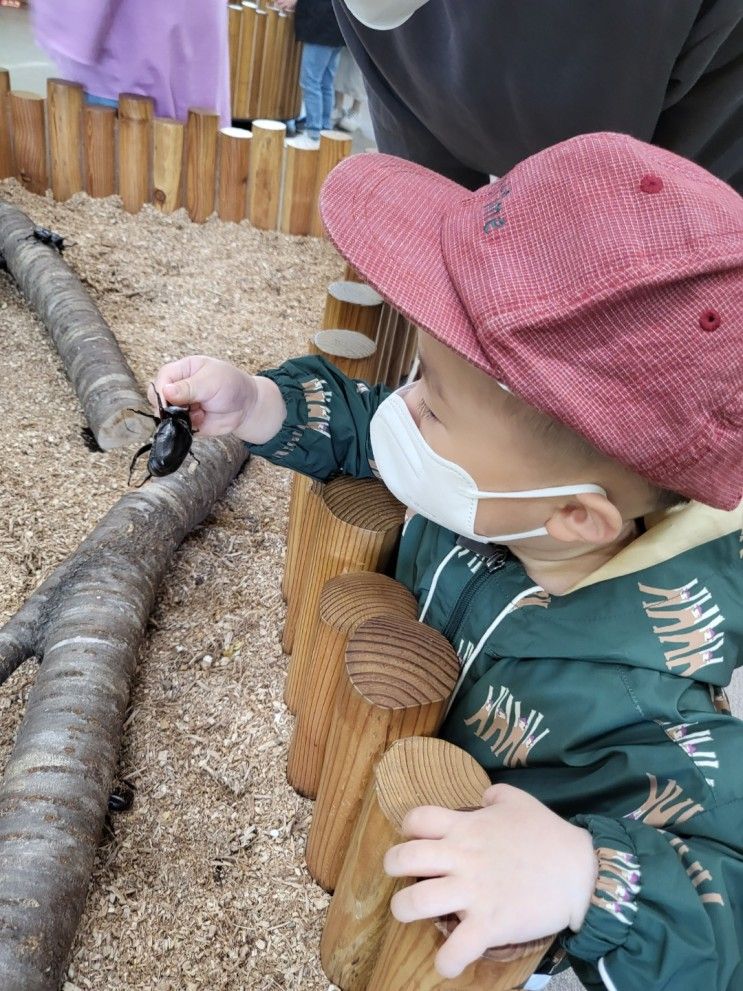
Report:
0,435,249,991
0,201,151,449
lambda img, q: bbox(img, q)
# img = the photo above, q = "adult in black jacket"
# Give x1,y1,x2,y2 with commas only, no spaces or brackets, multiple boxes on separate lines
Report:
279,0,345,140
294,0,344,47
332,0,743,193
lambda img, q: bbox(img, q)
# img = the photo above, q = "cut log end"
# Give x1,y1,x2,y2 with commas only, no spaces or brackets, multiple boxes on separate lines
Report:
96,405,153,451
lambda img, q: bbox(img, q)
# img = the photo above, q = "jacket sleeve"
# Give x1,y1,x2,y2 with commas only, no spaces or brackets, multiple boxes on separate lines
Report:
562,748,743,988
247,355,390,480
654,1,743,194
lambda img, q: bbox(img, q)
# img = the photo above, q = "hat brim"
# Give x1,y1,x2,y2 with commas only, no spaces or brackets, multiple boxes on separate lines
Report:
319,154,495,376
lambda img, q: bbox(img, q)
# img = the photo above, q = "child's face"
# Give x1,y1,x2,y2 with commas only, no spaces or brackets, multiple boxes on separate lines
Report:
404,332,599,543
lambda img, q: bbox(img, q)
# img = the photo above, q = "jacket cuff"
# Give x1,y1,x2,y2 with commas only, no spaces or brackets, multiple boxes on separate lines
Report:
246,362,322,464
561,815,641,962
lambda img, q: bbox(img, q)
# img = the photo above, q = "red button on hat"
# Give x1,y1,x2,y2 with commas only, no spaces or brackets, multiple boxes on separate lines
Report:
699,309,723,332
640,174,664,193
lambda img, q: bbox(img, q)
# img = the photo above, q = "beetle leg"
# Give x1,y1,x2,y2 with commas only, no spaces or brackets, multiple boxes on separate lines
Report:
133,472,153,488
127,408,160,422
128,443,152,484
188,450,201,468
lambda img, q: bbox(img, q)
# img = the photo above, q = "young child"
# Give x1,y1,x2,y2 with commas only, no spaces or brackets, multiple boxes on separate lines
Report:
153,133,743,990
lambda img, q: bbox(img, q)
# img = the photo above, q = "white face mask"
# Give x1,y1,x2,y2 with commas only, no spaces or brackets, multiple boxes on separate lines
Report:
343,0,431,30
369,390,606,543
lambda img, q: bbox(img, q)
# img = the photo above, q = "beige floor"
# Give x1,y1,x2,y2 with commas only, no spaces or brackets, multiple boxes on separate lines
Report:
0,7,56,93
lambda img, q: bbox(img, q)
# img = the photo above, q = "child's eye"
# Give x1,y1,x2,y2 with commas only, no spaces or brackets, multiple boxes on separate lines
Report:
416,396,439,422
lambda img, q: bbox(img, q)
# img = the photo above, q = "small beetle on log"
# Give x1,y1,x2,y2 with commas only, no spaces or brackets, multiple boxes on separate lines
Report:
128,386,199,486
28,226,70,253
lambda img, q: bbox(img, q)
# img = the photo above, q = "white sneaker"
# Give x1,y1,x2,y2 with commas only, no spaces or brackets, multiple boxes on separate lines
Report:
338,111,361,133
291,133,320,149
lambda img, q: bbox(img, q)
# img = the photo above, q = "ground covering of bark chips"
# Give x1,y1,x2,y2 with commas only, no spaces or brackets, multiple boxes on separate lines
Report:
0,179,345,991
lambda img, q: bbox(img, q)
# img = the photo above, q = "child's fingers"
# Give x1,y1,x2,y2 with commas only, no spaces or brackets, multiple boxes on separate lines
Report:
435,918,492,980
152,356,212,407
390,876,468,923
384,838,457,878
401,804,462,839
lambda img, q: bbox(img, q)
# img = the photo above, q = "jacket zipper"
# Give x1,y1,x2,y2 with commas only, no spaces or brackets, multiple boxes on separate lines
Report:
441,550,507,643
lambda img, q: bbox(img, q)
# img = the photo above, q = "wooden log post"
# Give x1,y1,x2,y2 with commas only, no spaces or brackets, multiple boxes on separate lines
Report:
0,68,14,180
277,14,299,119
343,261,362,282
218,126,252,222
387,318,417,388
375,308,415,387
323,280,384,339
287,572,418,798
308,329,377,381
0,202,151,449
228,2,244,115
153,117,184,213
246,8,269,120
306,616,460,891
0,436,248,991
372,303,398,385
84,105,116,198
118,93,153,213
310,130,353,236
280,135,319,235
257,7,282,119
370,902,554,991
281,474,321,610
283,475,404,712
321,737,490,990
9,91,47,195
185,107,219,222
247,119,285,230
233,2,257,119
47,79,83,201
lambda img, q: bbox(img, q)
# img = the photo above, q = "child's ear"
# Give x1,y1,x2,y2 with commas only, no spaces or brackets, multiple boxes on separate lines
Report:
544,493,624,546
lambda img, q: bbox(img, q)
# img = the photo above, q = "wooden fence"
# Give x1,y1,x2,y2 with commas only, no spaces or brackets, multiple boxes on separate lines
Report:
229,1,303,122
0,69,352,234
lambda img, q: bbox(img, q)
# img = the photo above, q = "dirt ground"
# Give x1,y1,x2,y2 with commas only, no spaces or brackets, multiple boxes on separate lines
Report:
0,179,345,991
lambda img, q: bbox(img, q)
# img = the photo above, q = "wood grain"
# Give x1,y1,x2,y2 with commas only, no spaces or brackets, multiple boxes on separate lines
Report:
305,616,459,891
287,572,418,797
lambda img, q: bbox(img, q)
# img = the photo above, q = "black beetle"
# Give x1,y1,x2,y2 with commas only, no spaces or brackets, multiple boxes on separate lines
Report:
28,226,69,253
107,783,136,813
127,385,199,486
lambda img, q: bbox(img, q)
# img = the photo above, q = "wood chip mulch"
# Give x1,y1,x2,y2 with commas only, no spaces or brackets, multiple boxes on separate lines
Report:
0,178,344,991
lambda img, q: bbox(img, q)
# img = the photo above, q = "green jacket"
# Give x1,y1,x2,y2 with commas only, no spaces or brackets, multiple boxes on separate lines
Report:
251,356,743,991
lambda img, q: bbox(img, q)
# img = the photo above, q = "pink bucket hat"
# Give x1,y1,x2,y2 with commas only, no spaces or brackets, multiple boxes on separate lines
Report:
319,132,743,510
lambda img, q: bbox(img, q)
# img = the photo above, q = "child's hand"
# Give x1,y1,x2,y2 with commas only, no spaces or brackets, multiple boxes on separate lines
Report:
152,356,286,444
384,783,597,979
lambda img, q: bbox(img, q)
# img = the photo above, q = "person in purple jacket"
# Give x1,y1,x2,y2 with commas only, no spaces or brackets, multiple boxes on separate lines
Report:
31,0,231,126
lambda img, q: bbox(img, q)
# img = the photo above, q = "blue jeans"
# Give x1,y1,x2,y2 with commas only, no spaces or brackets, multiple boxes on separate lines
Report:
86,94,118,108
299,43,342,138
